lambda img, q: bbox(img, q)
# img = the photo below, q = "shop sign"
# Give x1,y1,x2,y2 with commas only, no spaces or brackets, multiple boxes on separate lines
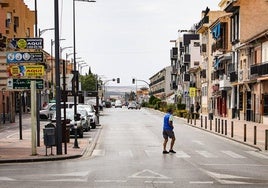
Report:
7,38,43,50
8,65,44,77
6,52,43,63
7,78,44,89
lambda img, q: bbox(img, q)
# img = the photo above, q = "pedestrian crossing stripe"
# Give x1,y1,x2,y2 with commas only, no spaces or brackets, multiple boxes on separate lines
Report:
92,149,268,159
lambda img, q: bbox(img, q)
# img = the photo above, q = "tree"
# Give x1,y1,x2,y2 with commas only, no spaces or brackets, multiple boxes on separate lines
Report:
80,74,97,91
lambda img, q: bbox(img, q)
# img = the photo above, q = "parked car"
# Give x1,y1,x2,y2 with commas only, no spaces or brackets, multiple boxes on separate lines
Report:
77,107,90,132
39,103,56,120
77,104,98,129
51,108,84,138
115,100,123,108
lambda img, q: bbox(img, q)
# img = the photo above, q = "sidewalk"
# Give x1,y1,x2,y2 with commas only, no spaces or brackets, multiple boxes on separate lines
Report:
183,114,268,151
0,113,101,163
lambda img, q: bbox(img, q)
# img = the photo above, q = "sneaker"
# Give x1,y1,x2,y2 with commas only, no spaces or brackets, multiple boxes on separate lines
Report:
169,150,176,154
162,150,169,154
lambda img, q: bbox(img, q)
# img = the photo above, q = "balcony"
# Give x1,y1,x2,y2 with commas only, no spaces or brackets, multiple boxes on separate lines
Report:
229,71,238,82
170,47,178,60
219,74,231,90
182,54,190,64
250,61,268,78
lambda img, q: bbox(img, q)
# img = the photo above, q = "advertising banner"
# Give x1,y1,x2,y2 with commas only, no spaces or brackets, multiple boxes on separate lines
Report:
8,65,44,77
7,38,43,50
6,52,43,63
189,87,196,97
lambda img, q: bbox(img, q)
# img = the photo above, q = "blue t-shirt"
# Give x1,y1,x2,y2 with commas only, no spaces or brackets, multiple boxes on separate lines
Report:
163,113,173,130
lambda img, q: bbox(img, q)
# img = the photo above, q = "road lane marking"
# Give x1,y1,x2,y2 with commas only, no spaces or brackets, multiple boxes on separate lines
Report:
196,150,218,158
192,140,204,145
175,150,191,158
189,181,213,184
245,151,268,159
145,180,174,184
95,180,127,183
221,150,246,159
129,169,170,179
0,177,15,181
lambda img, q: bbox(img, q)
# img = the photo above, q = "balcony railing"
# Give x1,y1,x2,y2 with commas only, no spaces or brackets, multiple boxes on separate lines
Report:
219,74,231,89
250,61,268,77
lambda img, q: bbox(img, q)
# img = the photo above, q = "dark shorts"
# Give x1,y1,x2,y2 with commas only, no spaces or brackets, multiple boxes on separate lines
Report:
163,130,175,139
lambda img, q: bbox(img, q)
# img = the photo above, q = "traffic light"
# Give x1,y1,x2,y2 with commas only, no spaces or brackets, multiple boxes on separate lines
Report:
117,78,120,83
132,78,135,84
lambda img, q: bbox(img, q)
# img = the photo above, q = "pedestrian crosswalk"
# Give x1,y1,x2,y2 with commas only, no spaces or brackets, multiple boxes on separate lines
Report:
91,148,268,160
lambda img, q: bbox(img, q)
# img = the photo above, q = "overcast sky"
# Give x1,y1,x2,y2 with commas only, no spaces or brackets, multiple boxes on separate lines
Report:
23,0,219,87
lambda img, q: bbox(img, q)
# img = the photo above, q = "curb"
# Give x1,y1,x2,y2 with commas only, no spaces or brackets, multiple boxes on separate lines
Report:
0,125,103,164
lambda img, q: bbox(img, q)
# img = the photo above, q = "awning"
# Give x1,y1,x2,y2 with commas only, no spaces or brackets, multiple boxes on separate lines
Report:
212,23,221,40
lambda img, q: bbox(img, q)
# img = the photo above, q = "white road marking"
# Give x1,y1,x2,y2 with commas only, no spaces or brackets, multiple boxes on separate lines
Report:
92,149,105,156
192,140,204,145
175,150,191,158
246,151,268,159
129,169,170,179
145,180,174,184
95,180,127,183
0,177,15,181
221,150,246,159
196,150,218,158
189,181,214,184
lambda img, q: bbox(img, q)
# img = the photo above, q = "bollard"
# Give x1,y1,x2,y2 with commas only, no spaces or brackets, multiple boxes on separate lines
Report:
221,119,224,134
244,124,247,142
254,126,257,145
215,118,217,132
187,114,189,123
210,119,212,130
265,130,268,150
205,116,207,129
231,121,234,138
218,119,220,133
194,113,196,126
190,114,192,124
201,115,203,128
225,120,227,135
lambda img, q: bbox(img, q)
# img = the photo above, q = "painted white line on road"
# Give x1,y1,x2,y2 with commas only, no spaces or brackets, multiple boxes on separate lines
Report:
246,151,268,159
95,180,127,183
0,177,15,181
221,150,246,159
196,150,218,158
189,181,213,184
175,150,191,158
145,180,174,184
192,140,204,145
129,169,170,179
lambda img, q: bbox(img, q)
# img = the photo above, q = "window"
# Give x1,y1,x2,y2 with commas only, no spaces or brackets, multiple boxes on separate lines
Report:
263,94,268,115
231,11,239,43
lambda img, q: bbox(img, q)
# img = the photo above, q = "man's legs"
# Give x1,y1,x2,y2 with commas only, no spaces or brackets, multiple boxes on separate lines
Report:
163,138,168,151
170,137,176,151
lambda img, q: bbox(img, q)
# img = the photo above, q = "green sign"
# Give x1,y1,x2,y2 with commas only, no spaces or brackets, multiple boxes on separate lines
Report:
11,79,44,89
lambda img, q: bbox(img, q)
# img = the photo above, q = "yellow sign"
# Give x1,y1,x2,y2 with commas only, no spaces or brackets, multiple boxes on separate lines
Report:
189,87,196,97
8,65,44,78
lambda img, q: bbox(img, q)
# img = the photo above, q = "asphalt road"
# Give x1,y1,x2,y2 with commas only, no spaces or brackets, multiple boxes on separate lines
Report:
0,107,268,188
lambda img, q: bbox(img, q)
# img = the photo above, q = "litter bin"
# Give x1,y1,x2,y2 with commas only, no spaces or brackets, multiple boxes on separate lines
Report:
209,113,213,120
43,123,56,155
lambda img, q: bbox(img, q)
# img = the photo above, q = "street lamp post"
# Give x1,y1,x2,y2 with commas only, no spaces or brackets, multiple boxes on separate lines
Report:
73,0,96,135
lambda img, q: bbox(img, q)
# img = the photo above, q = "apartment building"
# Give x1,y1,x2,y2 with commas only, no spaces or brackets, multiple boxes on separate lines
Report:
0,0,35,122
223,0,268,122
149,66,172,100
